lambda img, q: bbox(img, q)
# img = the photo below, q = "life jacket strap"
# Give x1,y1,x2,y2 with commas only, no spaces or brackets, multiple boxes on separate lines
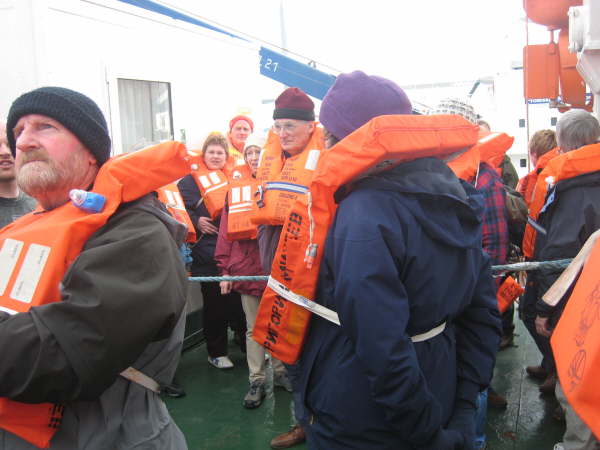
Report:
0,306,17,315
120,367,161,394
267,276,447,343
410,322,447,343
267,276,341,325
527,216,547,235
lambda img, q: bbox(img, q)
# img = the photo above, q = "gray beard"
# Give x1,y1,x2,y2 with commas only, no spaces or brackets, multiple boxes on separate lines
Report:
17,155,89,200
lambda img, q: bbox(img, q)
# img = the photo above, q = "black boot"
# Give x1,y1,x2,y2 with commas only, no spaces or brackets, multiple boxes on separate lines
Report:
162,377,186,398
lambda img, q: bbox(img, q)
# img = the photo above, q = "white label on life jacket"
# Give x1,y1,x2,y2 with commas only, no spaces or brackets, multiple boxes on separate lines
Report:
242,185,252,202
0,238,24,296
305,150,321,171
199,175,211,189
209,172,221,185
164,189,176,206
10,243,51,304
232,187,241,204
173,191,185,210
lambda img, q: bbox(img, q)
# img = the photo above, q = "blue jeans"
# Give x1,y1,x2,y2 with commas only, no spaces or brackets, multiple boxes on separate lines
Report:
474,389,488,450
284,362,308,426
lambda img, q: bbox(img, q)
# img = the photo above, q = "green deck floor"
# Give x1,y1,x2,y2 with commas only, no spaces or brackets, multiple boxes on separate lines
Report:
166,317,565,449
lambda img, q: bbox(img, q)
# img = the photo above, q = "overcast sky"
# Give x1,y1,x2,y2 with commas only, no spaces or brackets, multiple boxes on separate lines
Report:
167,0,551,86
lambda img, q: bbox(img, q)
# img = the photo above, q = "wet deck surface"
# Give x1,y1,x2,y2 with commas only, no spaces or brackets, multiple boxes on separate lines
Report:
166,316,564,449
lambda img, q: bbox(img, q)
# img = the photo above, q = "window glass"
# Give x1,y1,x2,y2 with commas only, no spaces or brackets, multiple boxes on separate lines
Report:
118,79,173,152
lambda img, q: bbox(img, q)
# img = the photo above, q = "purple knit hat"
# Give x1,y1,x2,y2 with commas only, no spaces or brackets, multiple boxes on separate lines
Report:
319,71,412,141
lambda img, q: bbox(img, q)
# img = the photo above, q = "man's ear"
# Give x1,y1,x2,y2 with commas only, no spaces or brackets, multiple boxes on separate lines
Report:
308,122,316,133
87,152,98,167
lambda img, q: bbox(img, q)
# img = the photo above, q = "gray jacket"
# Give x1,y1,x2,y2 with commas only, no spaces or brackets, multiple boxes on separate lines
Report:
0,194,188,449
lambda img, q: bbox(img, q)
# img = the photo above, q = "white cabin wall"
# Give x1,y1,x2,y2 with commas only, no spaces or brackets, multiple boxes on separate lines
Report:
1,0,268,154
0,0,42,116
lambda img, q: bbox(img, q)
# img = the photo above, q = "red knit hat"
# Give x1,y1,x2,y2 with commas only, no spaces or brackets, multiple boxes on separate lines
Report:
229,115,254,132
273,87,315,121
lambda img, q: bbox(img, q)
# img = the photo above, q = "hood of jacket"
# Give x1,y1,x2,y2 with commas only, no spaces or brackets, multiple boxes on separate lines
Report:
125,193,188,247
347,157,484,249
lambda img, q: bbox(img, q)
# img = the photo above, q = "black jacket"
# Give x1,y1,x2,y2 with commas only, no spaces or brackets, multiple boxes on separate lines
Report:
534,170,600,320
178,174,221,276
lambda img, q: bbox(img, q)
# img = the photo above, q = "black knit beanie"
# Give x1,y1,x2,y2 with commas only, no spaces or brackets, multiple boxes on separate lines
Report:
6,87,111,166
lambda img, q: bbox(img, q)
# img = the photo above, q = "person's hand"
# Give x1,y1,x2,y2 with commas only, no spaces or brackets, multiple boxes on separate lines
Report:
198,216,218,235
535,315,552,337
220,280,232,295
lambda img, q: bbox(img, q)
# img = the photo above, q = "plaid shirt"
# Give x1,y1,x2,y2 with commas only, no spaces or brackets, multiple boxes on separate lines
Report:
475,163,509,267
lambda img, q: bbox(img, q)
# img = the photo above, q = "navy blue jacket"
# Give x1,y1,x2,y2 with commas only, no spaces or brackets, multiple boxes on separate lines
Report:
298,158,501,449
178,174,220,276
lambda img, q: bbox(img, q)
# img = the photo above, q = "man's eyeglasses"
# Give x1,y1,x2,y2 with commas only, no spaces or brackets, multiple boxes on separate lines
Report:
272,121,299,134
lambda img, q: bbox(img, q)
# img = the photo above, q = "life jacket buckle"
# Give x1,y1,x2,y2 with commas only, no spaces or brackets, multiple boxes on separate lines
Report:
255,185,265,208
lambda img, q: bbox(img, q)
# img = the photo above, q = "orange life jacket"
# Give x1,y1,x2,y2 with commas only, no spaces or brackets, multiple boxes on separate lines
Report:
252,115,479,364
516,148,559,206
448,131,515,183
477,131,514,175
226,173,259,241
447,145,480,182
190,161,229,220
0,142,197,449
550,239,600,439
156,183,197,243
522,143,600,259
227,157,252,181
496,276,524,313
251,127,325,226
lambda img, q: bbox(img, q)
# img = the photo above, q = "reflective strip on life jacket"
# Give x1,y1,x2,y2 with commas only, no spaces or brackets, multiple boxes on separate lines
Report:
522,143,600,259
0,141,196,449
156,183,197,243
251,127,325,226
253,114,479,364
265,181,310,195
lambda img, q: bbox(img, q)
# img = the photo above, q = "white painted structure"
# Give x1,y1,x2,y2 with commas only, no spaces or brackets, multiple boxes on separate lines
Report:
0,0,277,153
0,0,587,178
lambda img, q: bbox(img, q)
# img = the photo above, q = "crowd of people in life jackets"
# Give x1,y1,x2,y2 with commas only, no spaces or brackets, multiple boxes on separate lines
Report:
0,70,599,450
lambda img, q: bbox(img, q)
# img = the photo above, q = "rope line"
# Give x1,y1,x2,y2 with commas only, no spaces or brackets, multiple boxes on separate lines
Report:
189,259,573,283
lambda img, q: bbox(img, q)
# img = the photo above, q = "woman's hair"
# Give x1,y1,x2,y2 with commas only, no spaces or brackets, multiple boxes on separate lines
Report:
243,144,261,157
202,132,229,156
529,129,557,159
556,110,600,153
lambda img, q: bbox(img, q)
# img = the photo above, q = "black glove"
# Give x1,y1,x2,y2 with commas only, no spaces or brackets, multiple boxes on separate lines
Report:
414,428,464,450
446,401,477,450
